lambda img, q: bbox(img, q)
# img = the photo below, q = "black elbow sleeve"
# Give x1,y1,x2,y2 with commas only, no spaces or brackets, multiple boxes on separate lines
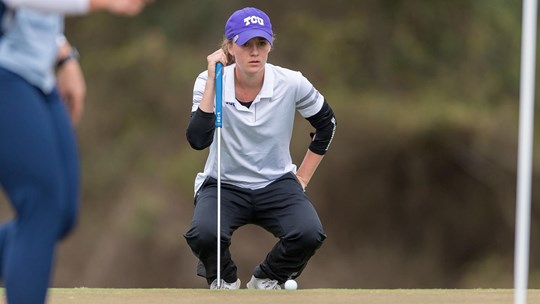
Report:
306,101,337,155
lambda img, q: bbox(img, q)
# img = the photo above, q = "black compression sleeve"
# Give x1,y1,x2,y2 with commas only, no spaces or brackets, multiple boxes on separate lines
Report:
186,108,215,150
305,100,337,155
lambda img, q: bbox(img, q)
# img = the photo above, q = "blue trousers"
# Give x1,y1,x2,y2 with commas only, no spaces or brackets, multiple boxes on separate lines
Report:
184,172,326,285
0,67,80,304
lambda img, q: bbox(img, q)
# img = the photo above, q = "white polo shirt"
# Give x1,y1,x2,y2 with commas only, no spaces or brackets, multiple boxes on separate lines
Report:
192,63,325,192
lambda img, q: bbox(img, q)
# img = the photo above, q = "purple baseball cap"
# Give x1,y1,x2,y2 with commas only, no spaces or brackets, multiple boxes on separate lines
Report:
225,7,273,45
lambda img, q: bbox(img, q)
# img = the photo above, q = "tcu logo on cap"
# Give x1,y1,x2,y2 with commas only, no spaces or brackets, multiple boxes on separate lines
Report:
243,16,264,26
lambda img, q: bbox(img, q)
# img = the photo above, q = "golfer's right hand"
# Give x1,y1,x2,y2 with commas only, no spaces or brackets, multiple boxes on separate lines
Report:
207,49,227,79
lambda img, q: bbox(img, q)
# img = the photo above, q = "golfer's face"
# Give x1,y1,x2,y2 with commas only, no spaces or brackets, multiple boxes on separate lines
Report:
231,38,271,74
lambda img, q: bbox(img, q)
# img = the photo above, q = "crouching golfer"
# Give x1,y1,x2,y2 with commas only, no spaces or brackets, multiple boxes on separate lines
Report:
184,7,337,290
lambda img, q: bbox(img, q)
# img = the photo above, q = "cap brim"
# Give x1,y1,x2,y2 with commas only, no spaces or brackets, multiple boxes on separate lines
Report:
235,29,273,45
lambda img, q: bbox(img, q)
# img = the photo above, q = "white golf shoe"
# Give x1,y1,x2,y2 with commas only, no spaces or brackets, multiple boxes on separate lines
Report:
246,275,282,290
210,278,241,290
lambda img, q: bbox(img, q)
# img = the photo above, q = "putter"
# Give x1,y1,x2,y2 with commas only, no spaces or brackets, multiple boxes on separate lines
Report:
215,62,224,288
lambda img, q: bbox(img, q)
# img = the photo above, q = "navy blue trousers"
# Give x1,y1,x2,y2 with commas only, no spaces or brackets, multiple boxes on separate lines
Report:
0,67,80,304
184,172,326,285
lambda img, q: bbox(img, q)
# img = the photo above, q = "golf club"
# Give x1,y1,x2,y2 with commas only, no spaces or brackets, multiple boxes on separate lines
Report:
215,62,223,288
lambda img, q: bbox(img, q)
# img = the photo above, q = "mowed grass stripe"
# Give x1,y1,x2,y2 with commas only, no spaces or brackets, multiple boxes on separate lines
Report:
2,288,540,304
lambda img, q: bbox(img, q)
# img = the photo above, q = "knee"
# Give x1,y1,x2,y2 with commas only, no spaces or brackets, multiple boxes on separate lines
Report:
302,228,326,251
36,175,78,239
58,208,78,240
185,224,222,252
20,180,75,239
38,196,73,239
288,224,326,251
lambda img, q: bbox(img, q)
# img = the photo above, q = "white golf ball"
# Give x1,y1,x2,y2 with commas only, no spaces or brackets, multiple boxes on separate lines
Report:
284,279,298,290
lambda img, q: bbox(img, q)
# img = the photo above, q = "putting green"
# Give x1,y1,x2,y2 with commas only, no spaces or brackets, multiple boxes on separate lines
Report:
0,288,535,304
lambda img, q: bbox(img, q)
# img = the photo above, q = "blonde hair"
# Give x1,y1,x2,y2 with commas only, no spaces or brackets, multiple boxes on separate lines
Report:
221,35,276,66
221,38,235,66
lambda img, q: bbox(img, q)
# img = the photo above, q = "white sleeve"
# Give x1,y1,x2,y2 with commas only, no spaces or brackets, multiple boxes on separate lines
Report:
295,73,325,118
3,0,89,15
192,71,208,112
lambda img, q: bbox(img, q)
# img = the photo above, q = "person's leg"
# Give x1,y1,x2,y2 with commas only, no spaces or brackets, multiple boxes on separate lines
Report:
46,88,80,239
184,178,252,285
0,221,15,281
252,173,326,284
0,68,73,303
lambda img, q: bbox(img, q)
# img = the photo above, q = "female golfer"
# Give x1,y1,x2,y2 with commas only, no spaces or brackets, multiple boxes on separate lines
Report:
185,7,337,289
0,0,150,303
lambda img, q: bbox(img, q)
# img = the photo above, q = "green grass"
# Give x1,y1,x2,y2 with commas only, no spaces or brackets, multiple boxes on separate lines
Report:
2,288,540,304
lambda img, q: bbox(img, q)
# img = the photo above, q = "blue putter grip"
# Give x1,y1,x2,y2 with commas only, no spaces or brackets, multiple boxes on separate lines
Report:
215,62,223,128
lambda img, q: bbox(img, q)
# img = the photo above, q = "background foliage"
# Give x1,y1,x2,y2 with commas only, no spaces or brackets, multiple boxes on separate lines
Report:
1,0,539,288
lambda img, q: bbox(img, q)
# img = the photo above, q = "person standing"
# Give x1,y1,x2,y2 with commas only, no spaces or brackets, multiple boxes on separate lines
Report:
184,7,337,289
0,0,151,303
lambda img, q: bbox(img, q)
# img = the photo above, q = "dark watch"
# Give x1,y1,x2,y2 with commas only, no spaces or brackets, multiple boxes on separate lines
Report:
56,47,80,68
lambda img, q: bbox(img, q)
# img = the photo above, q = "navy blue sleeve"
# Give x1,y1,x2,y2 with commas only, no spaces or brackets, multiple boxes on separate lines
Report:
305,100,337,155
186,108,215,150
